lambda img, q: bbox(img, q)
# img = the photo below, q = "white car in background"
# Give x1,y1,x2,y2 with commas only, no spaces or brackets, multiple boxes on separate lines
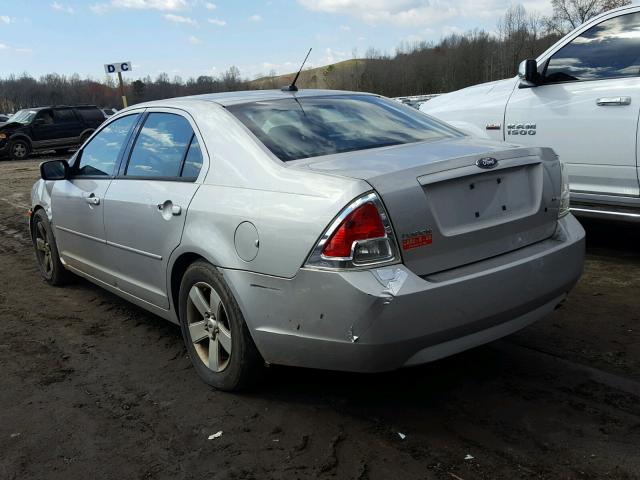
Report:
421,5,640,222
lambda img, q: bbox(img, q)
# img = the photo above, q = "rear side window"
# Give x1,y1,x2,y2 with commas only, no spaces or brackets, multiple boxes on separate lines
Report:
126,113,195,178
76,107,106,124
76,114,140,176
545,12,640,83
181,135,203,179
228,95,463,162
54,109,78,123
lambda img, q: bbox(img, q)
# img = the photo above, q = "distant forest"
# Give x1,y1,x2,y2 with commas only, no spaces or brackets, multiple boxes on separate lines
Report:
0,0,630,112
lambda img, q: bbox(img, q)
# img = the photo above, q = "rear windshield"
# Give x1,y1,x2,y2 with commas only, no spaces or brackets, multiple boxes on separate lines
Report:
227,95,463,162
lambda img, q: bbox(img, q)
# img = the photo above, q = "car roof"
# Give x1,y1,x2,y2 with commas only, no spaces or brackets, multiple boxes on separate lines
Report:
16,105,98,111
134,89,377,108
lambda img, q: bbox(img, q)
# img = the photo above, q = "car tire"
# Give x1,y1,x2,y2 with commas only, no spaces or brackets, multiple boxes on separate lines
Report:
31,209,71,286
9,139,30,160
178,260,263,391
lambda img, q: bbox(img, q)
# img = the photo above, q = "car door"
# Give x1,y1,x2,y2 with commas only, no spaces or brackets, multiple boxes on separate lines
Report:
505,9,640,198
51,113,142,283
52,108,84,146
30,109,57,149
103,109,205,309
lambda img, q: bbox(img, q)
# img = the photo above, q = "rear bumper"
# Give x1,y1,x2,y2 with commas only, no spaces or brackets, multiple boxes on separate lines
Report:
224,214,585,372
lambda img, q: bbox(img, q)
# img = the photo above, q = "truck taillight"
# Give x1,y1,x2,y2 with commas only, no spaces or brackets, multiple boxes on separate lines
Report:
305,192,400,270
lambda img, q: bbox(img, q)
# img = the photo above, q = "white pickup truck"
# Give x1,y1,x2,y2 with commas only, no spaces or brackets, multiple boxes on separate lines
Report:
421,5,640,222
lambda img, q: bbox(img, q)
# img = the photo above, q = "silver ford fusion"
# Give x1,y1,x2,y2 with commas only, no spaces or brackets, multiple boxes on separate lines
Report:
30,89,585,391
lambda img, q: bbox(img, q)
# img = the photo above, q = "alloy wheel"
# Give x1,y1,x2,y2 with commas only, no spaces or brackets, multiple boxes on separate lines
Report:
186,282,232,372
34,221,53,277
12,143,27,159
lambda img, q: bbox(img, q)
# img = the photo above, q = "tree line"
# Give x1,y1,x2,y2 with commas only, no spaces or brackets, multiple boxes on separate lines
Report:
0,0,630,112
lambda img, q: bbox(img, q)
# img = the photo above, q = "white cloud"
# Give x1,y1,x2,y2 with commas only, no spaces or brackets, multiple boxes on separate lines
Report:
297,0,552,28
113,0,188,9
204,2,216,9
164,13,197,25
248,14,262,22
321,47,348,64
90,4,110,14
0,15,11,24
207,17,226,26
339,24,350,31
0,42,31,53
188,34,201,44
441,24,463,36
90,0,188,13
51,2,75,14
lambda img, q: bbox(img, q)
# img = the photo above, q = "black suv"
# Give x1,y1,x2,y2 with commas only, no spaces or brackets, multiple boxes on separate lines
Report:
0,106,106,160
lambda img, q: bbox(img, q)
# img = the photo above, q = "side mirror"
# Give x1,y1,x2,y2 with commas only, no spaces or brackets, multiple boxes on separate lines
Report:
40,159,69,180
518,59,540,87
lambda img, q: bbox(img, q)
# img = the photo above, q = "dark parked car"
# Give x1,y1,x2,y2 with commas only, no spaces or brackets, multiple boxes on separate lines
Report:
0,114,10,122
0,105,106,160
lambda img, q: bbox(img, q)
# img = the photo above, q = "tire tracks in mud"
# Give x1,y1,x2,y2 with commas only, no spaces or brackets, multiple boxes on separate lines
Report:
1,158,640,479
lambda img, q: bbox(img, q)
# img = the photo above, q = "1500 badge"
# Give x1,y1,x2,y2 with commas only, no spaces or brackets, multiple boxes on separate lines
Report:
507,123,536,135
402,229,433,250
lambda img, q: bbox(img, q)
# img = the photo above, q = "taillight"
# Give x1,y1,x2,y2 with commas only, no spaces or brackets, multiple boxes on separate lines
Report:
305,192,400,270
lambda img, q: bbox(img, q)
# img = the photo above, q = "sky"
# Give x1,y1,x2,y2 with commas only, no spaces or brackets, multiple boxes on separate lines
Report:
0,0,563,81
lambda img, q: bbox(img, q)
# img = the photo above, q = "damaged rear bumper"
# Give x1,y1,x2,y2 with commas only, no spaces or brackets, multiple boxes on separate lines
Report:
223,214,585,372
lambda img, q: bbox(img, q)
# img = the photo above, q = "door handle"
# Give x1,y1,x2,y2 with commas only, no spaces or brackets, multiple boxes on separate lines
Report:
84,193,100,205
157,202,182,216
596,96,631,106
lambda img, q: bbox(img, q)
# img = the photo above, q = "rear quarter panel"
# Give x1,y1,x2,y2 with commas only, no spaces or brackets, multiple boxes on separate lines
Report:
170,100,370,278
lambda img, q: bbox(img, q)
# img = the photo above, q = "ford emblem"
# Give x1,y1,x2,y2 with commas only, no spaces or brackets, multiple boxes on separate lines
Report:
476,157,498,169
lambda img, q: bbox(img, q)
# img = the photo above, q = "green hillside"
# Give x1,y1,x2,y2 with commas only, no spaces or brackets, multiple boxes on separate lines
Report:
249,59,370,90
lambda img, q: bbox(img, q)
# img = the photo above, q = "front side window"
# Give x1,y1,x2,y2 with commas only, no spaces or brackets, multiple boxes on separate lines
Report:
545,12,640,83
228,95,463,162
126,113,194,178
75,114,140,176
36,109,54,125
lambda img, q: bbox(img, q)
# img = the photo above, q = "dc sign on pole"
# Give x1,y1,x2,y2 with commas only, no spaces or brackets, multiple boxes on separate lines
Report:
104,61,132,108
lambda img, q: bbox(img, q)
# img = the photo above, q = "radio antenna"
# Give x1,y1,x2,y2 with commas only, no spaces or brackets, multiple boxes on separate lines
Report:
281,48,312,92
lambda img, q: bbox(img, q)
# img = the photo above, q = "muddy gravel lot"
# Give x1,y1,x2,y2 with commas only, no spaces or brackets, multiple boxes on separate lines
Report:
1,156,639,480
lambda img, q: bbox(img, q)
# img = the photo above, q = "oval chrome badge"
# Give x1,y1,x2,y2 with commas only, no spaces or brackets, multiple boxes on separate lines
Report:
476,157,498,169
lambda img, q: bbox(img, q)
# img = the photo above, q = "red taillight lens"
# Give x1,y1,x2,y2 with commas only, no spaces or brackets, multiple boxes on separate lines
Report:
322,202,386,258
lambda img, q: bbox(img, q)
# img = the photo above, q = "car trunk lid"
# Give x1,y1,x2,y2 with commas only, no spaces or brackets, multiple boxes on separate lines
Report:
292,138,561,276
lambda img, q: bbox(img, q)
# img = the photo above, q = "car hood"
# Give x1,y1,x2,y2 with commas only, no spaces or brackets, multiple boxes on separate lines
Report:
0,121,23,131
420,77,517,116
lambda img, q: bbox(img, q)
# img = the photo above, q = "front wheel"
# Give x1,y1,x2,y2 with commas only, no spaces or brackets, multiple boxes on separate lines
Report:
178,261,263,391
9,139,30,160
31,209,71,285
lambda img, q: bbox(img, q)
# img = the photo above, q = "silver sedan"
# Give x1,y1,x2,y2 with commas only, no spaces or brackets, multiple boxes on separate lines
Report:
30,90,585,390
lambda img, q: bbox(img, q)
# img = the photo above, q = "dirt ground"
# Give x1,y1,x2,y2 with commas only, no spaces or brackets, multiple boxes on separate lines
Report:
0,156,639,480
